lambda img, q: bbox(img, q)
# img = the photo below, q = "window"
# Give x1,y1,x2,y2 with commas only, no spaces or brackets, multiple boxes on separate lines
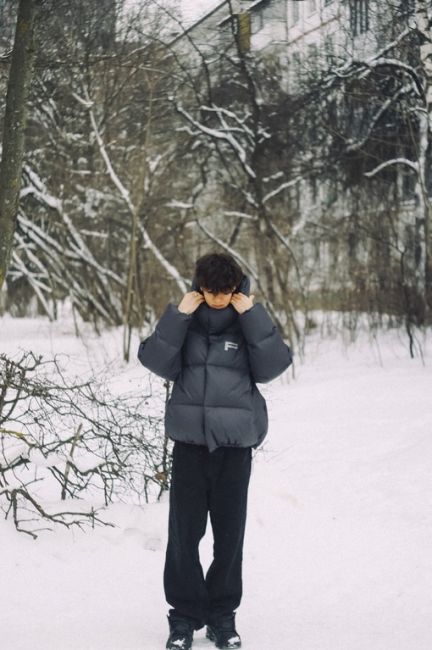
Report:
291,50,303,84
402,168,416,201
251,8,264,35
310,176,318,204
292,51,302,70
399,0,415,17
292,1,301,24
349,0,370,36
324,34,334,66
307,43,319,71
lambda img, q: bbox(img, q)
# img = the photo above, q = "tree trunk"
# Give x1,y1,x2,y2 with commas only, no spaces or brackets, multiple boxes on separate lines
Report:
0,0,38,290
416,0,432,321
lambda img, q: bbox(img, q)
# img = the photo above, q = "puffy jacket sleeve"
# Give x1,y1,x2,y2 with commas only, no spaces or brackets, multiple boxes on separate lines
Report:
238,303,293,383
137,303,192,381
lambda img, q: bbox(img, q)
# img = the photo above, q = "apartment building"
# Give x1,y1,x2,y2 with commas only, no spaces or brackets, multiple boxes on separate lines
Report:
174,1,413,88
171,1,424,289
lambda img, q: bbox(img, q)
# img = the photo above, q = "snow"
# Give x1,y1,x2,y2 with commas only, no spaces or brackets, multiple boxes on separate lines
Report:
1,312,432,649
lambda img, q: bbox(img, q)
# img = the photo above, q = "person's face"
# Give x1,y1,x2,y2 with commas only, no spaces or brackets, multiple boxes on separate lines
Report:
200,287,236,309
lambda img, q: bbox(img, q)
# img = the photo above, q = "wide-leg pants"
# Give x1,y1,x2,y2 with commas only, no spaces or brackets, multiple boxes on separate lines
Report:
163,441,252,630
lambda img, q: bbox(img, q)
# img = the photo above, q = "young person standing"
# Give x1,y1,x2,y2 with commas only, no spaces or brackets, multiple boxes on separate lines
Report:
138,253,293,649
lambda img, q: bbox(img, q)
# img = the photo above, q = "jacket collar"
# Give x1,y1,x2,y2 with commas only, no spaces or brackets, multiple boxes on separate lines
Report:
190,273,250,335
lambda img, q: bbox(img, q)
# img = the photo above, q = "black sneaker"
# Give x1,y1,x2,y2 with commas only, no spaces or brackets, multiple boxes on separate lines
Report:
166,615,194,650
206,613,241,649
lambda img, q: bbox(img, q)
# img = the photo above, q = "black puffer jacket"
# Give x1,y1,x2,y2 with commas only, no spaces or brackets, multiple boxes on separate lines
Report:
137,274,293,452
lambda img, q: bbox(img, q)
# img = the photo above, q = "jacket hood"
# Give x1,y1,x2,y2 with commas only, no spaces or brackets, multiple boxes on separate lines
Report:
190,273,251,335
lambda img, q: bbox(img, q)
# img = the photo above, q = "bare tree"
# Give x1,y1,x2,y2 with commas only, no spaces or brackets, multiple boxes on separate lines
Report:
415,0,432,320
0,0,39,290
308,1,431,350
0,350,171,538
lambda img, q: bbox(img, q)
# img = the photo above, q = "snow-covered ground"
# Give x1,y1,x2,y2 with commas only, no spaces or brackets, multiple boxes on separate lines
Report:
1,311,431,650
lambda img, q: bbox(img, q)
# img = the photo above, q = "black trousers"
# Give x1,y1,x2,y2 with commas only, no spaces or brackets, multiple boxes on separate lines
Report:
163,441,252,630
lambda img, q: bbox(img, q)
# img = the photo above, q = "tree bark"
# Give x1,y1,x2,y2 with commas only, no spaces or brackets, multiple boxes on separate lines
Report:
416,0,432,320
0,0,38,290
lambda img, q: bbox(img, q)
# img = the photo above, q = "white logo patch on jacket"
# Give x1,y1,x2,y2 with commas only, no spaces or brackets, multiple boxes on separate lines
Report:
224,340,238,351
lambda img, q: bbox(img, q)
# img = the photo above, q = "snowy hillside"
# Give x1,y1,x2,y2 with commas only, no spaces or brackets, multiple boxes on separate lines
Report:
1,313,431,650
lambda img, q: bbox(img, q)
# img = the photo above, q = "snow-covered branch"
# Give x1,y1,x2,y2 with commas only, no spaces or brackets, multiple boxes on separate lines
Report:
21,165,122,285
346,85,412,153
364,158,419,178
76,89,188,295
327,26,412,85
201,105,255,144
175,103,257,179
222,210,258,221
263,177,303,205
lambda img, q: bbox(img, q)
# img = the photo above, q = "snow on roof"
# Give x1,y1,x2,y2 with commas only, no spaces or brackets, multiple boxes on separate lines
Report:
170,0,228,44
216,0,269,27
248,0,269,9
183,0,228,28
175,0,270,40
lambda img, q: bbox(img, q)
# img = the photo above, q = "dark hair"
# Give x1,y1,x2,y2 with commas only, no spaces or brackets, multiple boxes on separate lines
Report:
194,253,243,293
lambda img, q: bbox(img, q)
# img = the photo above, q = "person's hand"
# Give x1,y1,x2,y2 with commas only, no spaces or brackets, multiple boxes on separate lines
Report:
230,292,255,314
178,291,205,314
